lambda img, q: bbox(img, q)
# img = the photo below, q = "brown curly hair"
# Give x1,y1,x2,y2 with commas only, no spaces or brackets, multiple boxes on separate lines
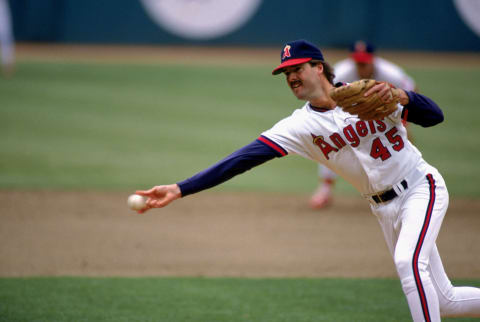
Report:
310,60,335,85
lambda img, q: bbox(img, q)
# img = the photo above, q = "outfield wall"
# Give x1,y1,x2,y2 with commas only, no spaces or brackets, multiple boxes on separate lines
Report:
9,0,480,51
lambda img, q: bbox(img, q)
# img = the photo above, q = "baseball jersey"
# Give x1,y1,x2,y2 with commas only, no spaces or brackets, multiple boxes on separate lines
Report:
261,103,422,195
334,57,416,91
177,92,443,198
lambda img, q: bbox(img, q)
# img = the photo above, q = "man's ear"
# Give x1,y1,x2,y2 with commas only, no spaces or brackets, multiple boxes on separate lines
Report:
316,63,324,76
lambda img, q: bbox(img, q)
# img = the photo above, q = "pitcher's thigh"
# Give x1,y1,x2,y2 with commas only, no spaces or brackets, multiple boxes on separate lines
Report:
394,174,448,277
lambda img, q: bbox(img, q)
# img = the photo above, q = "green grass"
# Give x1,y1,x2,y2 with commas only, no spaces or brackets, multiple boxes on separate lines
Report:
1,277,479,322
1,61,479,320
1,61,479,196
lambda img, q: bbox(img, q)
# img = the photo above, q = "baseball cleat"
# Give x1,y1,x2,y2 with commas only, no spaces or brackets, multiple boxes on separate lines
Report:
309,187,333,209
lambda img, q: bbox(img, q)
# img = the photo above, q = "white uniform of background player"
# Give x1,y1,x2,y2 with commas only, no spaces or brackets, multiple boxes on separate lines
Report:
310,41,416,209
0,0,14,77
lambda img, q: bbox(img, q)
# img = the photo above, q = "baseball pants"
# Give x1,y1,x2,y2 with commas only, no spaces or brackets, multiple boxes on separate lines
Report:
370,163,480,321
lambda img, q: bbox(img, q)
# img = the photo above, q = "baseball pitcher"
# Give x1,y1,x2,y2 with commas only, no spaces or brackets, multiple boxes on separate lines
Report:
135,40,480,321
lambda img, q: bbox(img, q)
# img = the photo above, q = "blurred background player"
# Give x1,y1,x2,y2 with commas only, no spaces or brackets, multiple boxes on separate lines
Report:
310,40,417,209
0,0,14,77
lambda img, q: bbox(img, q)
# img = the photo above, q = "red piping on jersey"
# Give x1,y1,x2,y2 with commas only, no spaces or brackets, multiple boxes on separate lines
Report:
403,108,409,123
258,136,288,156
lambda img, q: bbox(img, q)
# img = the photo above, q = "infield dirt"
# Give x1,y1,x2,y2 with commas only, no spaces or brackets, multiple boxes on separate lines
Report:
1,190,479,278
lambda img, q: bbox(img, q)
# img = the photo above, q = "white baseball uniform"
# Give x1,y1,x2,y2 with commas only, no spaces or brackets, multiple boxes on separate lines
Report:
318,57,417,183
177,87,480,320
261,102,480,321
0,0,14,69
334,57,416,91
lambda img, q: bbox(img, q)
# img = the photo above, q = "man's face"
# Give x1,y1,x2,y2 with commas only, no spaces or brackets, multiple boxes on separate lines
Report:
355,61,374,79
283,63,321,100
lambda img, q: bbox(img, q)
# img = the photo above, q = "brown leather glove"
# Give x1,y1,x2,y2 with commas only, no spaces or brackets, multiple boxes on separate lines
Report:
330,79,400,120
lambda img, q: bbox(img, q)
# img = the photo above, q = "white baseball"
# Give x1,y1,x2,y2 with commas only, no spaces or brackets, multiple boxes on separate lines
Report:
127,194,148,211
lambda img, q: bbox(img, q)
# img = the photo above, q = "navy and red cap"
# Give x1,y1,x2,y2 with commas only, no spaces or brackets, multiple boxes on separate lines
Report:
350,40,376,64
272,39,324,75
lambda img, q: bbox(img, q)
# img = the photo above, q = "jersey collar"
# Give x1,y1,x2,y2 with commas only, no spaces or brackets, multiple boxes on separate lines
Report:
309,103,331,113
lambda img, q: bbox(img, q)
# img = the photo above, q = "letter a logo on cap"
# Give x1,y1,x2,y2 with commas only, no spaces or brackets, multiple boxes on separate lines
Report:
282,45,291,60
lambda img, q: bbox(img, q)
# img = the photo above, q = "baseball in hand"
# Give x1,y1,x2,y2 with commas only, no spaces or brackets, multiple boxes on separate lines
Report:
127,194,147,211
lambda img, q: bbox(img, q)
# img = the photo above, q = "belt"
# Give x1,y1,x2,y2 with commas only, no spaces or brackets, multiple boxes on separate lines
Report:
370,180,408,204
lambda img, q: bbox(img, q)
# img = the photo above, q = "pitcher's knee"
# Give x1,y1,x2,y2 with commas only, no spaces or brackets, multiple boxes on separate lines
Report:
396,260,432,298
400,276,417,295
395,254,429,279
394,256,411,279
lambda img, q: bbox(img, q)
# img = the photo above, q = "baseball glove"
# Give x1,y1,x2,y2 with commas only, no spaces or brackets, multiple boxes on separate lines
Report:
329,79,400,120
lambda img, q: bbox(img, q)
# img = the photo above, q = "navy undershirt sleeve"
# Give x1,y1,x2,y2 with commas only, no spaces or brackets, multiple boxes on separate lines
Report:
177,139,282,197
402,91,444,127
